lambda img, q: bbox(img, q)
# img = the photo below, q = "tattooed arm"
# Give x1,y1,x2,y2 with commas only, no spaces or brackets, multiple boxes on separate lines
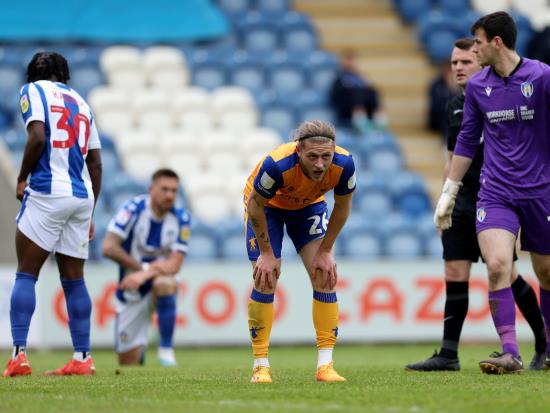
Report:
247,189,280,292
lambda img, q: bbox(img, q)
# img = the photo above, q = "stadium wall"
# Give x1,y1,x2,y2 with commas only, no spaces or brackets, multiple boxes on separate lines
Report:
0,260,540,349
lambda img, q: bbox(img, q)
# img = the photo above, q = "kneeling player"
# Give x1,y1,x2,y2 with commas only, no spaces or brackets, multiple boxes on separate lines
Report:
102,169,190,366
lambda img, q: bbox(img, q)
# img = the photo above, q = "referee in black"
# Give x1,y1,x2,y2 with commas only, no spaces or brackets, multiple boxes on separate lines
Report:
406,38,547,371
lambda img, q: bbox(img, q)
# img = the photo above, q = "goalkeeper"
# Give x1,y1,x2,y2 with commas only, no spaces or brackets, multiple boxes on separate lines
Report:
433,12,550,374
408,37,546,372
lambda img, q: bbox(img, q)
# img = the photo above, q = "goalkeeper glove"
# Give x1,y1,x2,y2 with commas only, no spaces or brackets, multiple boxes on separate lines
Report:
433,178,462,230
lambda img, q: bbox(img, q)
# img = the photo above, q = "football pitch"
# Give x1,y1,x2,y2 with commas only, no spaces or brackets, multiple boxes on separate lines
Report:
1,343,549,413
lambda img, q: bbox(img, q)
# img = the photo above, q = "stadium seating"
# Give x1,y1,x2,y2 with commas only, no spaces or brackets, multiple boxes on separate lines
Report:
0,0,444,261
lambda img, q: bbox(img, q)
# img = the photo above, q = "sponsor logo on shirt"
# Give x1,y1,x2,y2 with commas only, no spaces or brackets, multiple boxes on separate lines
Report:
486,109,515,123
484,86,492,96
519,105,534,120
259,172,275,190
20,95,29,113
476,207,486,223
453,109,463,115
521,81,534,98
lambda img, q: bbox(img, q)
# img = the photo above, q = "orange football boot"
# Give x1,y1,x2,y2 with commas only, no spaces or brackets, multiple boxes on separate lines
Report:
3,353,32,377
44,357,96,376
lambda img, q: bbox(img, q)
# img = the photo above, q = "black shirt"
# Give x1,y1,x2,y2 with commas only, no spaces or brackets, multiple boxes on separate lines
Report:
446,92,483,195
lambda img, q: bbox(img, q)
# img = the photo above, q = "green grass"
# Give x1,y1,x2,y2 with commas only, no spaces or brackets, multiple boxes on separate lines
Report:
1,344,550,413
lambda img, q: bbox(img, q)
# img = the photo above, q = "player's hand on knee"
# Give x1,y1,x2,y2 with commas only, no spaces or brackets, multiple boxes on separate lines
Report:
119,271,147,290
434,178,462,230
253,253,279,291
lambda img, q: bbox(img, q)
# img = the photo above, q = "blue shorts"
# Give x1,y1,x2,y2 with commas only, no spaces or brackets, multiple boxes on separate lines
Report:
245,201,328,261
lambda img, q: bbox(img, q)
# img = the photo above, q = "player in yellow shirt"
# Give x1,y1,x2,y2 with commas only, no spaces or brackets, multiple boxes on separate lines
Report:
244,120,356,383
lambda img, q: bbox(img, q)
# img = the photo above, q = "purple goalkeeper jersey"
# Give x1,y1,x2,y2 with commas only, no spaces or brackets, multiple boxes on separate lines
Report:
454,58,550,198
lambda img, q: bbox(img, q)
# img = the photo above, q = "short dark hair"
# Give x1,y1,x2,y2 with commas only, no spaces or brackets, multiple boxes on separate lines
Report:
152,168,179,182
26,52,70,84
471,11,517,50
454,38,475,51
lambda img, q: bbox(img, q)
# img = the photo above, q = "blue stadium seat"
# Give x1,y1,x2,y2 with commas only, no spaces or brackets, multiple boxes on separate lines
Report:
1,127,27,152
438,0,471,17
388,172,431,217
257,0,289,17
388,171,426,199
220,233,248,260
516,29,534,56
396,0,431,23
425,232,443,258
355,172,391,196
417,11,463,46
260,100,297,138
187,230,220,261
342,231,382,259
356,132,399,161
298,103,335,125
191,61,227,90
0,46,24,66
355,190,392,219
306,51,338,95
101,147,122,175
0,107,13,132
227,52,266,95
376,211,417,239
203,36,239,59
415,212,438,240
426,29,458,62
0,65,23,108
216,0,251,20
277,12,317,56
398,192,432,218
385,230,423,260
366,149,403,177
237,12,279,57
268,60,307,98
70,65,104,99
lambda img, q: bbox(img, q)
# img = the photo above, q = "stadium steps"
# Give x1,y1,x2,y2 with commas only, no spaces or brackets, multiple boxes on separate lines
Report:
294,0,445,202
0,140,18,262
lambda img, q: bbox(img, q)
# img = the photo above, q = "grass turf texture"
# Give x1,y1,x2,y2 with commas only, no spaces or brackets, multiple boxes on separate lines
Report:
1,344,550,413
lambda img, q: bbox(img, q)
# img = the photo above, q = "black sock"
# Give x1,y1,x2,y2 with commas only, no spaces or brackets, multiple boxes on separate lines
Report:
512,275,547,354
440,281,469,360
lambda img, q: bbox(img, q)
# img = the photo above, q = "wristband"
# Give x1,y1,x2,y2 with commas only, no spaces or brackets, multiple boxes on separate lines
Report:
142,262,150,271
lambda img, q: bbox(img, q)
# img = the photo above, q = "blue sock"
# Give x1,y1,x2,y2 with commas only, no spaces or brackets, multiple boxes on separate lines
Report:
10,272,38,347
61,278,92,353
157,295,177,348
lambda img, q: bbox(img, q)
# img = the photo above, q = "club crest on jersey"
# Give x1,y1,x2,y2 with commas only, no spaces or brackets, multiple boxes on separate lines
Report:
484,86,492,96
180,226,191,241
20,95,29,113
521,81,534,98
477,207,486,223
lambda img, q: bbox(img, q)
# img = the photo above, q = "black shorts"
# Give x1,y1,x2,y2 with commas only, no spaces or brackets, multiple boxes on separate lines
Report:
441,192,518,262
442,205,481,262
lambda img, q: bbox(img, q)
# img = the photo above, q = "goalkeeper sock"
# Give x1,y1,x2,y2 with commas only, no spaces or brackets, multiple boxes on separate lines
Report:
248,289,274,359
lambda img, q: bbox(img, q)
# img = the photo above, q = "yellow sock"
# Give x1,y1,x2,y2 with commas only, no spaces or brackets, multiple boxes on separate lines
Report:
248,289,274,359
312,291,338,349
